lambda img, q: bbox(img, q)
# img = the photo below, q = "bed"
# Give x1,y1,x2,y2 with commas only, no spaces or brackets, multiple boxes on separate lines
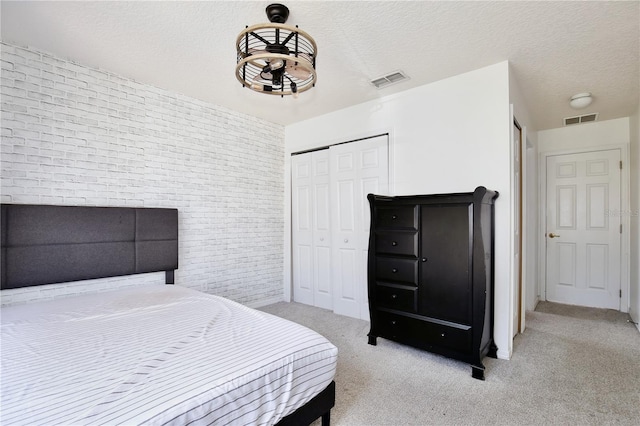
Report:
0,204,337,426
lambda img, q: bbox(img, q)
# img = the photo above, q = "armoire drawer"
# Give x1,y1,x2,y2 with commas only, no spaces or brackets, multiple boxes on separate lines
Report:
375,284,417,312
375,231,418,256
375,257,418,284
375,205,418,229
376,311,471,353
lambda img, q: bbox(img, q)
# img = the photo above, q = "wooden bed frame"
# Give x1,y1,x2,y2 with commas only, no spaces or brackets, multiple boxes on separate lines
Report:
0,203,335,426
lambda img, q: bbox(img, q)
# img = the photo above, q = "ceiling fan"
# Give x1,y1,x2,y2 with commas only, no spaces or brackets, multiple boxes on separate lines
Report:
235,3,317,98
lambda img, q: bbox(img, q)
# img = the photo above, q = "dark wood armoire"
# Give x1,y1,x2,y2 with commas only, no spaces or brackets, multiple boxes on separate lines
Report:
367,186,499,380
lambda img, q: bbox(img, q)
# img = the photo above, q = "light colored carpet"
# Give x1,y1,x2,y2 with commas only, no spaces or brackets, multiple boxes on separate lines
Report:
259,301,640,426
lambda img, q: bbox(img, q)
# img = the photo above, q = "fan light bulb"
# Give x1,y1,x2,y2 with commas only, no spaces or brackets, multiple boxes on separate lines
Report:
270,59,285,70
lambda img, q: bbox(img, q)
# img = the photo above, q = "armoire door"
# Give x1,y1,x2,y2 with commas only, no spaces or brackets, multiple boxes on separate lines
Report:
291,149,332,309
420,202,472,325
330,135,389,320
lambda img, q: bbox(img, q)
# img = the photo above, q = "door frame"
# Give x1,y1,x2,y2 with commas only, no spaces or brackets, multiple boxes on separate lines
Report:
511,116,524,336
538,144,631,312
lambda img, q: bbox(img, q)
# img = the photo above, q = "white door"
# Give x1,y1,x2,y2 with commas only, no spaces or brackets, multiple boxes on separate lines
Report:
545,149,621,309
291,150,332,309
330,135,389,320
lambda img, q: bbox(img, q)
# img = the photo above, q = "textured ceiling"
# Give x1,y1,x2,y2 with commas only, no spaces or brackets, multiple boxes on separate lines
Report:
1,1,638,130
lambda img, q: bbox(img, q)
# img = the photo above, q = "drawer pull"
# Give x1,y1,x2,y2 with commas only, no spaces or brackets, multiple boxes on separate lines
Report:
441,333,446,338
422,258,427,262
391,241,398,246
391,294,397,299
391,320,396,325
392,268,398,273
392,215,397,220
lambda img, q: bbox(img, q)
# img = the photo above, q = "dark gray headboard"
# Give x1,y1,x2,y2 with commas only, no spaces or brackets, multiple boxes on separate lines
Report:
1,204,178,290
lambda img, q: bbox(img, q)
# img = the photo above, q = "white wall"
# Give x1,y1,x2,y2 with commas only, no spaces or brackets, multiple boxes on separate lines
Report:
629,107,640,331
537,118,632,313
537,118,630,152
285,62,515,359
0,42,285,307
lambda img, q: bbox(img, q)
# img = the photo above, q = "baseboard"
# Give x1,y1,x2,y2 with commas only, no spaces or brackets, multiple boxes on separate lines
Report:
496,348,511,360
246,296,285,309
532,297,540,311
628,307,640,333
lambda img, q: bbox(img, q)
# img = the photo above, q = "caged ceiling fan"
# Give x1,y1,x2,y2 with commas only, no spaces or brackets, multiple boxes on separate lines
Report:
235,3,317,98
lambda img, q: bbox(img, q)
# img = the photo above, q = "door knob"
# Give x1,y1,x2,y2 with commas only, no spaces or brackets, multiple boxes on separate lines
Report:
548,232,560,238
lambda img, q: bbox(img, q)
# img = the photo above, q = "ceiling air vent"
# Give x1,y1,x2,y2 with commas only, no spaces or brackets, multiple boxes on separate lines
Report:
564,113,598,126
370,70,409,89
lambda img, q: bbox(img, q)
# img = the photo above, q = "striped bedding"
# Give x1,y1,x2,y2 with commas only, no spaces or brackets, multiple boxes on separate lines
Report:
0,285,337,426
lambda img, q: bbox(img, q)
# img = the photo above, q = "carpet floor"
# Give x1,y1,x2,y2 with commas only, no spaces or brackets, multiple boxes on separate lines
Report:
260,301,640,426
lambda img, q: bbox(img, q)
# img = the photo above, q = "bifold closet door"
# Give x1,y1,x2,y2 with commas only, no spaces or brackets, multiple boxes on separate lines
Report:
292,135,389,319
291,150,333,309
330,135,389,320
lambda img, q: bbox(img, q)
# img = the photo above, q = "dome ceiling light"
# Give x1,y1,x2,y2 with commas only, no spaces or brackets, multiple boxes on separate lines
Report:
235,3,317,98
569,92,593,109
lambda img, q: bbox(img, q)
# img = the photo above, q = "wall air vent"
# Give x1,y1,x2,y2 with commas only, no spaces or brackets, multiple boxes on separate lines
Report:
564,113,598,126
370,70,409,89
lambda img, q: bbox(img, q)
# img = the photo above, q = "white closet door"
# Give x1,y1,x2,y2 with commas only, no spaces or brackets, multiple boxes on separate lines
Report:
292,153,314,305
291,150,333,309
330,135,389,320
311,150,333,309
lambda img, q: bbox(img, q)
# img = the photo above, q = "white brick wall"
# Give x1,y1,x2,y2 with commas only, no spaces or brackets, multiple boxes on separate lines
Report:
0,42,285,307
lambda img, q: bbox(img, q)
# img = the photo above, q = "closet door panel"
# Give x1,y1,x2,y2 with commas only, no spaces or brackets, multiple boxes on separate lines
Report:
331,135,389,320
315,246,332,300
331,171,359,317
312,150,332,309
291,154,314,305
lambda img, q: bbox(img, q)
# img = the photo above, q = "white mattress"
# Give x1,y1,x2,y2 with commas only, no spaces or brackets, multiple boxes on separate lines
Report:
0,285,337,425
